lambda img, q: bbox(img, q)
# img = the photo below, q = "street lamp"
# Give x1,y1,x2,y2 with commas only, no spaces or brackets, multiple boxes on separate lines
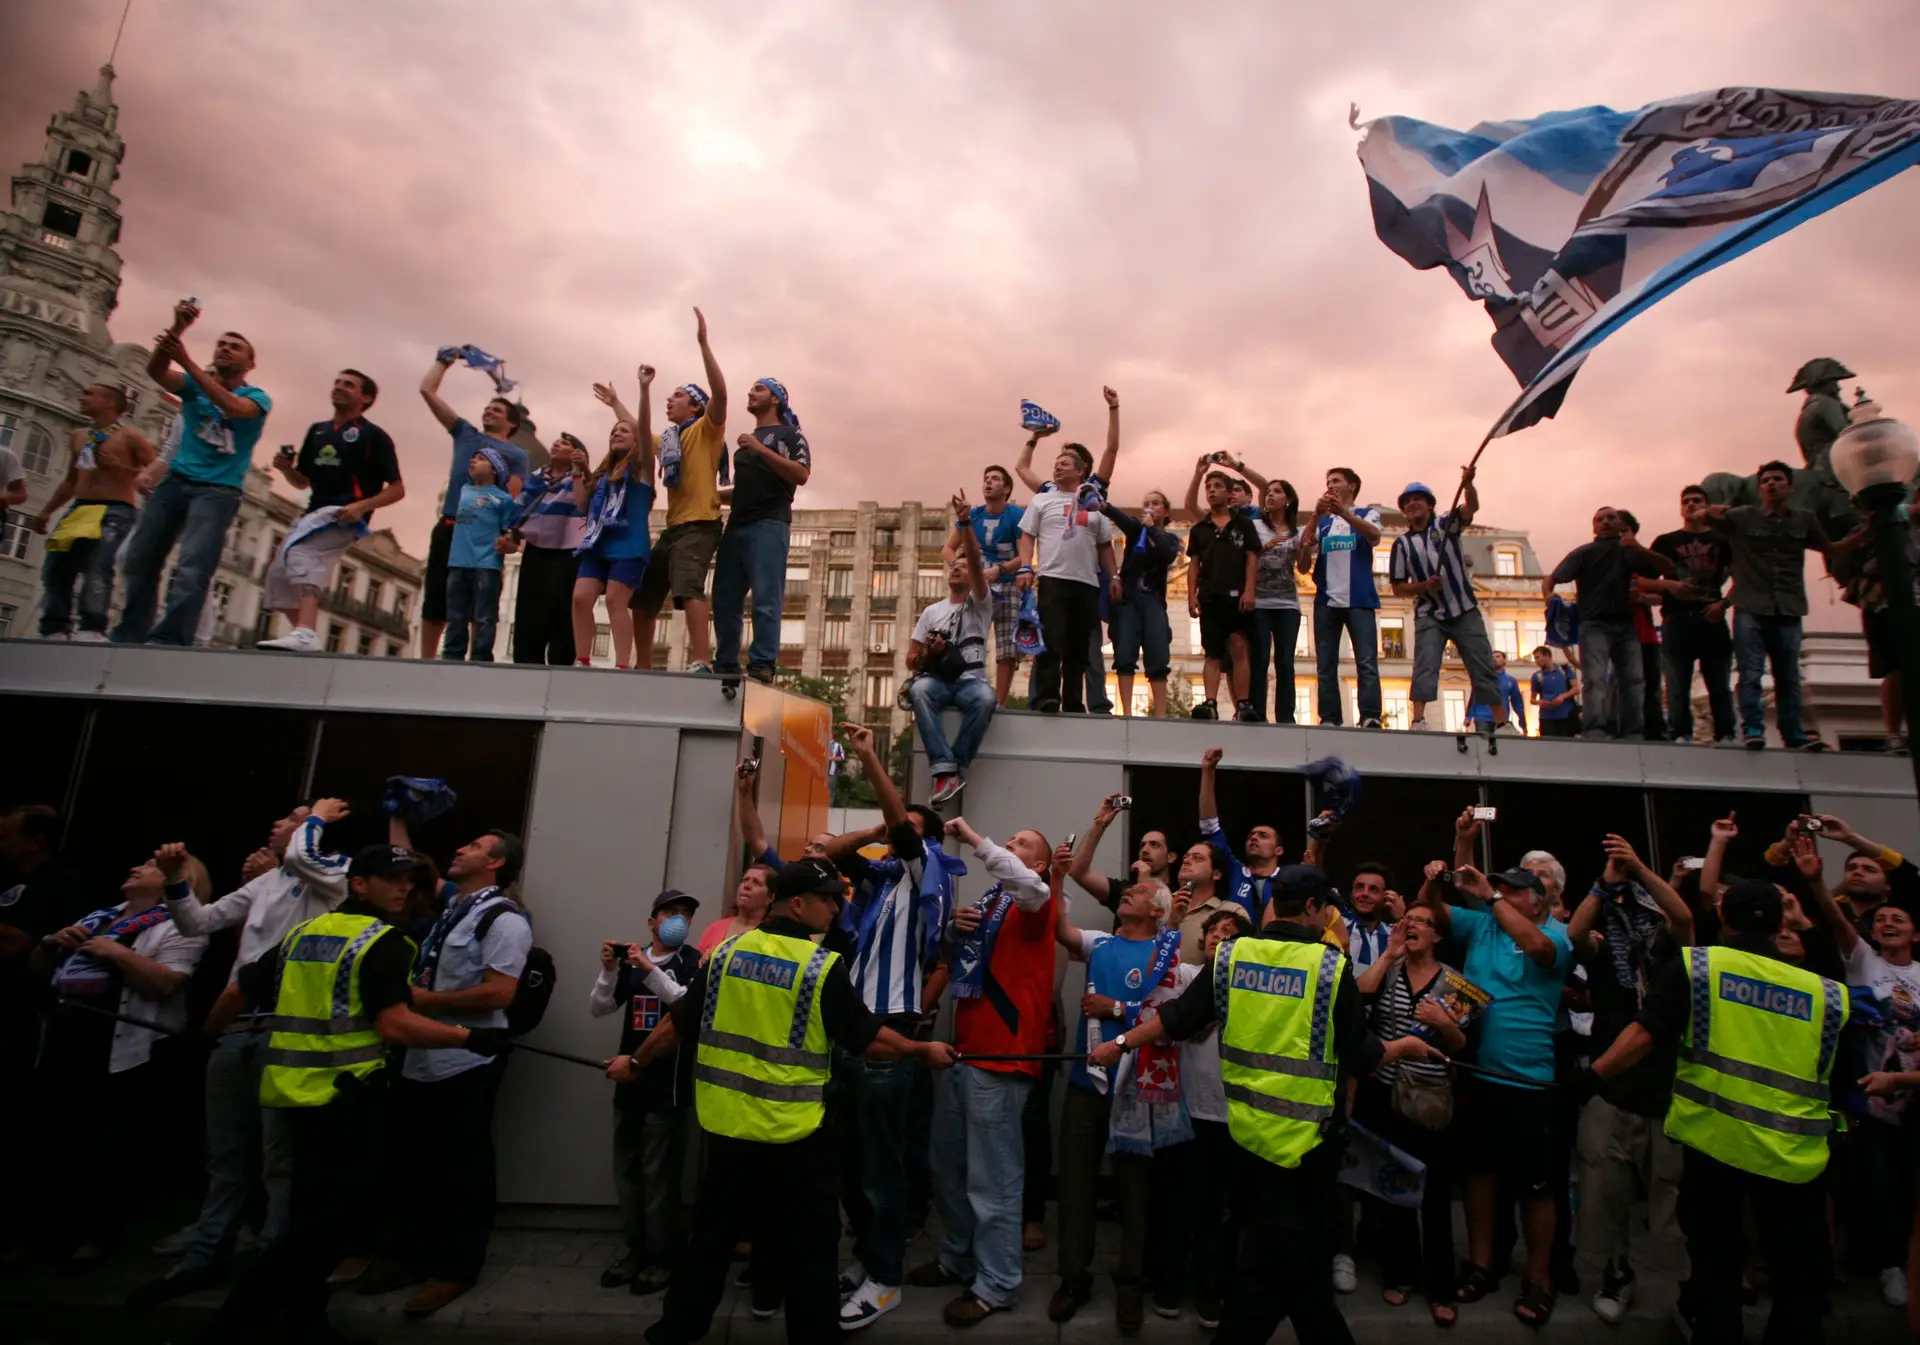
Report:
1831,392,1920,792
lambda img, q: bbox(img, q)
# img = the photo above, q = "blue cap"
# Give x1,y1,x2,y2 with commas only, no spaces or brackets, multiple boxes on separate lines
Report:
1398,481,1436,508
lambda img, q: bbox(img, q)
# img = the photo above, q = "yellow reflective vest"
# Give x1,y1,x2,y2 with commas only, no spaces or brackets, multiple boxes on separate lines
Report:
695,927,837,1143
260,911,404,1108
1665,945,1847,1183
1216,935,1346,1169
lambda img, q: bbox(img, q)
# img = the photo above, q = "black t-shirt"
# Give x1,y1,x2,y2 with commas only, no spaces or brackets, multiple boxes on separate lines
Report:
668,914,881,1054
729,424,812,528
1550,537,1662,622
235,903,416,1020
295,417,401,513
1187,513,1263,600
1649,528,1732,614
1584,926,1680,1117
613,944,700,1110
1103,505,1182,602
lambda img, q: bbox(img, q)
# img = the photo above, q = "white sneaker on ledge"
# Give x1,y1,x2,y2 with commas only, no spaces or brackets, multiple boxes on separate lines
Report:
71,630,107,644
258,627,319,653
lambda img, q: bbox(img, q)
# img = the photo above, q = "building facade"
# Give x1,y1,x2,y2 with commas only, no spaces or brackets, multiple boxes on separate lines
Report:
0,65,177,632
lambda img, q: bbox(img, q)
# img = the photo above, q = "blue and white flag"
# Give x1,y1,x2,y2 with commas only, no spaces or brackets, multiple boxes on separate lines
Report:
436,344,517,395
1357,89,1920,439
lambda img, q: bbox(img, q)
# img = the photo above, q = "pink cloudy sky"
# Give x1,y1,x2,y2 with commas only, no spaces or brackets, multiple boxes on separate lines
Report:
4,1,1916,628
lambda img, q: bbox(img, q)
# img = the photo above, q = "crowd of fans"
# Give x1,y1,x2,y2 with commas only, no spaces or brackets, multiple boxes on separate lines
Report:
3,737,1919,1338
13,300,1890,772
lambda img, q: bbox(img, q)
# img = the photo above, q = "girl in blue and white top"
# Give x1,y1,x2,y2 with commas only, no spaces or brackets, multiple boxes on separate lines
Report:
572,368,659,668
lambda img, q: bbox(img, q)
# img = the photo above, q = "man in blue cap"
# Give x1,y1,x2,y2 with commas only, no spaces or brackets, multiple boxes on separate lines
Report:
1388,464,1509,733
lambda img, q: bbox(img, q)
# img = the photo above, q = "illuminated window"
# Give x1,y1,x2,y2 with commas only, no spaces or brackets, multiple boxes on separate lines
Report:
1494,547,1521,577
824,618,849,648
827,567,852,598
1379,618,1406,661
870,568,898,598
780,619,807,648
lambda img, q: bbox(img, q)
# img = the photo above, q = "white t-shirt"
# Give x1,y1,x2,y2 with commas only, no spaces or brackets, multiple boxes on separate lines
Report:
911,589,993,682
1846,941,1920,1123
1019,490,1113,587
1171,962,1225,1122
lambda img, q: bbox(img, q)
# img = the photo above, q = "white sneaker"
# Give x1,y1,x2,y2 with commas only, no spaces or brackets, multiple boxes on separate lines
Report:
71,630,107,644
836,1261,866,1300
1331,1253,1356,1293
1883,1267,1908,1307
1407,717,1430,732
257,627,319,653
150,1224,197,1256
838,1278,900,1331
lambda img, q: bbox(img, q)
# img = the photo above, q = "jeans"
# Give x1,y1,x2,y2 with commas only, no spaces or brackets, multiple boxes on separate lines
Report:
180,1030,292,1272
1312,604,1380,725
511,545,579,665
1109,596,1172,680
1409,608,1501,712
39,501,137,636
441,566,503,661
613,1100,688,1261
1033,577,1100,713
1577,617,1643,738
851,1052,922,1286
111,474,242,645
1248,608,1302,723
930,1065,1032,1307
909,676,997,774
1084,623,1112,712
1639,642,1665,741
712,517,788,674
1734,611,1807,743
1661,608,1734,741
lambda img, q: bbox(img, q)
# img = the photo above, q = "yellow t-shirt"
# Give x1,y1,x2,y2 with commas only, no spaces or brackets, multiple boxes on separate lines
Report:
662,414,726,528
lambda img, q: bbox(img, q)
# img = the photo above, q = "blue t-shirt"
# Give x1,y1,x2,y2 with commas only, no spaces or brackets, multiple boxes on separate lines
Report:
969,504,1025,585
1200,817,1273,925
1069,931,1171,1091
1450,904,1573,1086
449,484,515,570
442,418,528,519
169,378,272,488
1531,665,1576,720
1466,671,1528,728
1312,507,1383,610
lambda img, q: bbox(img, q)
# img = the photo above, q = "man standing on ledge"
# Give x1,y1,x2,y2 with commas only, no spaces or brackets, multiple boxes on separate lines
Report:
712,376,811,685
1088,864,1441,1345
418,353,528,659
610,858,958,1345
633,308,729,673
114,302,272,646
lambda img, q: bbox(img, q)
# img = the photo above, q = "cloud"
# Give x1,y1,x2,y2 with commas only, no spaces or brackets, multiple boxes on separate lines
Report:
2,0,1915,628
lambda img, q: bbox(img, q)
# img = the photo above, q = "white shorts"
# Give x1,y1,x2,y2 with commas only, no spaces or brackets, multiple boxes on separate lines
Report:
265,511,357,611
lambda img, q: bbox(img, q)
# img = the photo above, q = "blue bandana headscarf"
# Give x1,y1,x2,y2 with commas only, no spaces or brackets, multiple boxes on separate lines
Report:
757,377,800,431
473,445,509,487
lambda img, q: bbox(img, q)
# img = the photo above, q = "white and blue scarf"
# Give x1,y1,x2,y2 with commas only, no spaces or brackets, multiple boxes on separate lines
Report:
576,474,629,554
659,384,722,489
52,903,173,997
949,883,1016,1000
77,420,122,472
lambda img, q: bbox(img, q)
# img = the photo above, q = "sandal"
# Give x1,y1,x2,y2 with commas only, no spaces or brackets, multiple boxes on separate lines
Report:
1429,1301,1457,1328
1455,1263,1499,1303
1382,1286,1412,1307
1512,1276,1556,1327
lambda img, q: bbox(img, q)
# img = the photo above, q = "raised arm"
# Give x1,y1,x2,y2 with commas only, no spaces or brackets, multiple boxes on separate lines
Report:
844,723,907,829
735,762,770,862
1451,807,1481,876
1237,459,1270,496
159,333,263,422
1701,812,1736,900
1183,455,1206,514
144,300,194,394
1457,865,1556,964
1051,844,1083,952
1095,386,1120,486
1795,831,1858,958
952,491,988,600
1601,833,1693,943
1069,795,1124,904
633,365,656,483
1198,745,1224,824
1014,425,1052,494
1457,463,1480,525
693,308,727,428
420,353,460,432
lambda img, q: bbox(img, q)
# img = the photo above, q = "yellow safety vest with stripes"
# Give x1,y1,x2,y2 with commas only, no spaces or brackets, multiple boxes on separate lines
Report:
1665,945,1847,1183
260,911,405,1108
695,927,837,1144
1215,936,1346,1169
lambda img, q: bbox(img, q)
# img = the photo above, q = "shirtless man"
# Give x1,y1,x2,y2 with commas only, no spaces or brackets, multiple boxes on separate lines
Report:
31,382,156,641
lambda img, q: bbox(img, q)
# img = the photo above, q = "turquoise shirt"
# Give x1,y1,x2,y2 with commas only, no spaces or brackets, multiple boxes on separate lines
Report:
170,378,272,488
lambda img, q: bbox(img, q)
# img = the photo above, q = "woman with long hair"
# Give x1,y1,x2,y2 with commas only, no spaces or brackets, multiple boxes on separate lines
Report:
572,368,659,668
693,863,776,963
1102,488,1183,717
1248,479,1304,723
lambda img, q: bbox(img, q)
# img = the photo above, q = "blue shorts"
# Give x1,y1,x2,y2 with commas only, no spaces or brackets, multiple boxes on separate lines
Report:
576,553,648,588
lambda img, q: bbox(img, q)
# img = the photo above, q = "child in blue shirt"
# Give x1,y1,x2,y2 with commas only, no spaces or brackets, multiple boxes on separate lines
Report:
442,447,515,661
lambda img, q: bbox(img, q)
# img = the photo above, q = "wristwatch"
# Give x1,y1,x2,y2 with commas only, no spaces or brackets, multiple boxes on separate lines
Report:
1115,1031,1135,1053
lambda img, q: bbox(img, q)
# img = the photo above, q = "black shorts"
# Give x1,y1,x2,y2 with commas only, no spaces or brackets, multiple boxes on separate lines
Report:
1197,595,1251,660
421,519,456,624
1865,606,1896,680
1458,1077,1554,1191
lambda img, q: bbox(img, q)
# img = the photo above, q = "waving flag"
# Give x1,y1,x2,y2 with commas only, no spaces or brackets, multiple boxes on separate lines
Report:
436,344,517,395
1356,89,1920,441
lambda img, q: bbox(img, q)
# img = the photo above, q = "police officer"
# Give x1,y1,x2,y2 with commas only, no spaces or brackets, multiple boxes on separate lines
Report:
1089,864,1441,1345
607,857,958,1345
199,844,511,1345
1586,879,1845,1345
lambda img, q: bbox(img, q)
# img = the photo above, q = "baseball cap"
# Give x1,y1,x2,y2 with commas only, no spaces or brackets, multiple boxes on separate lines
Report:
1488,866,1546,896
651,889,699,915
348,845,430,881
773,858,846,904
1721,879,1784,935
1397,481,1436,508
1271,863,1335,907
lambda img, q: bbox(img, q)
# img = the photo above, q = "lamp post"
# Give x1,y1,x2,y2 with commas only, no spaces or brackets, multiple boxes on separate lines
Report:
1830,392,1920,799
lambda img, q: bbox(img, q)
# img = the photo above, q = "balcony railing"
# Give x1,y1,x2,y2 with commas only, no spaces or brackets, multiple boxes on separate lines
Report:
220,550,258,578
323,592,411,636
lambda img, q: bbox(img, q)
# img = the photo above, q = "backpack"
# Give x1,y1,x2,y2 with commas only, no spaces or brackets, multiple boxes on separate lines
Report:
473,902,555,1036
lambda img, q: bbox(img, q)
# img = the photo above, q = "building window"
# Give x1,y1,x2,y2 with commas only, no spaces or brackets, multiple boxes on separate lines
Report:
0,519,32,561
1188,614,1202,655
870,568,898,598
871,620,894,654
827,567,852,598
270,533,285,558
335,566,357,601
357,631,375,656
65,149,94,179
1295,620,1312,659
1492,619,1521,659
830,530,855,550
324,625,344,653
387,643,403,658
395,589,413,617
1382,689,1410,732
1494,547,1521,577
789,530,815,553
780,618,807,649
366,578,383,611
1441,689,1467,732
1379,618,1406,661
210,579,234,622
915,568,944,600
784,565,811,602
19,423,55,476
0,603,14,635
1295,685,1315,725
866,671,894,708
593,626,611,660
41,201,83,239
918,524,946,548
1371,545,1392,576
824,617,849,649
873,528,898,550
1523,621,1547,655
